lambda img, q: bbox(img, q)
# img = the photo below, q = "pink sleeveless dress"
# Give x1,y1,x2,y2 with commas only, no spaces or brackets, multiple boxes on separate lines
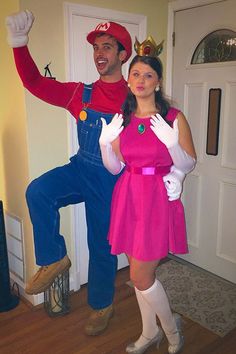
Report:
108,107,188,261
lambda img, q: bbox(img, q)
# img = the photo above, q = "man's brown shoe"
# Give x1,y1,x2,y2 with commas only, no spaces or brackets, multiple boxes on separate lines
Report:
85,304,114,335
25,255,71,295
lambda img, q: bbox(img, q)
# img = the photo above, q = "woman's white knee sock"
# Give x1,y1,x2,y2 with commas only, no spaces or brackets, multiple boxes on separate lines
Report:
133,286,160,348
139,279,180,346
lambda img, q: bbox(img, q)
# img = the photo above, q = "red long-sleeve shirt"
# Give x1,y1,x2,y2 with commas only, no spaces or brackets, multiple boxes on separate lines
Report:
13,46,128,121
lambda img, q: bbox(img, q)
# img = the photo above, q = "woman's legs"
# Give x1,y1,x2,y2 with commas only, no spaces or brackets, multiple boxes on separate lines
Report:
126,257,162,351
139,279,180,346
128,257,181,352
135,286,159,338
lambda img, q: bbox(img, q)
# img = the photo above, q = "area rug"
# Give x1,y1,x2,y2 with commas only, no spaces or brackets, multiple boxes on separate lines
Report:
155,259,236,337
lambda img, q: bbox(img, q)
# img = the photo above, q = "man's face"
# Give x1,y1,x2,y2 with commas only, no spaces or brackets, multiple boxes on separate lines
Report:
93,34,126,78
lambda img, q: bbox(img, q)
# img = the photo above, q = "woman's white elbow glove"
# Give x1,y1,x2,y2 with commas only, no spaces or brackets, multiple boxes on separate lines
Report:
150,114,196,174
99,114,125,175
168,144,196,174
100,143,125,175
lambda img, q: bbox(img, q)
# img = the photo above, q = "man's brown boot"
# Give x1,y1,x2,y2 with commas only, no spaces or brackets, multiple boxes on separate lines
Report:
85,304,114,335
25,255,71,295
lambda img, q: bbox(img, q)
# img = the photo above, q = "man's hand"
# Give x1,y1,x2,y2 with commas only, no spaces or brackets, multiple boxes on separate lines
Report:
163,166,185,201
6,10,34,48
150,114,178,148
99,113,124,146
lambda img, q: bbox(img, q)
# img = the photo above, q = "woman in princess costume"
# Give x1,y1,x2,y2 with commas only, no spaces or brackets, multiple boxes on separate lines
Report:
99,36,196,354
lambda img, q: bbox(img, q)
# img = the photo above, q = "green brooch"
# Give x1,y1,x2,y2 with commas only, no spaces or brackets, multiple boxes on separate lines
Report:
138,123,146,134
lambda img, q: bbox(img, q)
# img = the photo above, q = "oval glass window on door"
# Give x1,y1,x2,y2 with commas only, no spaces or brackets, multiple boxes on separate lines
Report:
191,29,236,64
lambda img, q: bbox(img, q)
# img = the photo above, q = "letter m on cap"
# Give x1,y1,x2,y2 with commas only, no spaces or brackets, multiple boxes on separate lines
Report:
95,22,111,31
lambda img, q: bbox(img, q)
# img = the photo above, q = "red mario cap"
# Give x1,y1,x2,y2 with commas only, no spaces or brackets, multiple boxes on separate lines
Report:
87,21,132,63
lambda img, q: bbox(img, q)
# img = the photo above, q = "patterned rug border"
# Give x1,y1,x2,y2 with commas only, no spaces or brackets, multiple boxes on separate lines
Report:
156,259,236,337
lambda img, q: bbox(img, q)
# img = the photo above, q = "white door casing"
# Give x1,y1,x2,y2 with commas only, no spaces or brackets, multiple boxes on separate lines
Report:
64,3,146,290
168,0,236,283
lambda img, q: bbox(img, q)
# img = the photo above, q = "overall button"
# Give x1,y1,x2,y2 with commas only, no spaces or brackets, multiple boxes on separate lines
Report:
79,110,87,121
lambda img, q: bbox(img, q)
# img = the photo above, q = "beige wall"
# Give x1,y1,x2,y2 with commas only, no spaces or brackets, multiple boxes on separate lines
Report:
0,1,35,281
2,0,168,294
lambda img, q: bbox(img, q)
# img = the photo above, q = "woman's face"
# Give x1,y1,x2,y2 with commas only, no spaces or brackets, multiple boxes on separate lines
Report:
128,61,160,99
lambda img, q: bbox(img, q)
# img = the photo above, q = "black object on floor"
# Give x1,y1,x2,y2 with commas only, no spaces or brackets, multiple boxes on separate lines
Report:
0,200,19,312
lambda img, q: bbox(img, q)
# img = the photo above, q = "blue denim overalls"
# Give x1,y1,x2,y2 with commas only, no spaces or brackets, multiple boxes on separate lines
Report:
26,84,120,309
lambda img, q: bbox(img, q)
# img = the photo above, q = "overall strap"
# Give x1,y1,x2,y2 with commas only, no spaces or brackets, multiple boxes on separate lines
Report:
82,84,93,104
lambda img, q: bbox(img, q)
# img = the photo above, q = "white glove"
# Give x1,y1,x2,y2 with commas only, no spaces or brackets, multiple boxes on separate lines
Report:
5,10,34,48
99,114,125,175
163,166,185,201
150,114,196,174
150,113,178,148
99,113,124,146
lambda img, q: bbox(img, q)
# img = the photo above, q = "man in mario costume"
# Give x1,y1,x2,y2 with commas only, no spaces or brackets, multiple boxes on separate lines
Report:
5,10,183,334
6,10,131,334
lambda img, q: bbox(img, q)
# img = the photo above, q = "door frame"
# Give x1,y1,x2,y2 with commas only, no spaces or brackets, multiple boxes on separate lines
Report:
64,2,146,291
166,0,226,97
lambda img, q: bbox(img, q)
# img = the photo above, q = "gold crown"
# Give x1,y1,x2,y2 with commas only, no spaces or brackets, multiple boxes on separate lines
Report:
134,36,164,58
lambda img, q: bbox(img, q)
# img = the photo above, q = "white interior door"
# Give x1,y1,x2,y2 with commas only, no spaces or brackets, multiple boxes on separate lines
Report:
64,3,146,289
172,0,236,283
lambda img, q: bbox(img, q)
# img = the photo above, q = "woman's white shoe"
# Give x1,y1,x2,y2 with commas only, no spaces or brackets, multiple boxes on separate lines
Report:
126,327,164,353
167,313,184,354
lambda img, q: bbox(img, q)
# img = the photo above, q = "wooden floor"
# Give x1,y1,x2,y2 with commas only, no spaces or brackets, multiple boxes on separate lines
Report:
1,266,236,354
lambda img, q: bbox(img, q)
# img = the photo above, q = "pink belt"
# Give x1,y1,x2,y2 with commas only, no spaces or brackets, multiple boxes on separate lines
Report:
126,165,170,175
